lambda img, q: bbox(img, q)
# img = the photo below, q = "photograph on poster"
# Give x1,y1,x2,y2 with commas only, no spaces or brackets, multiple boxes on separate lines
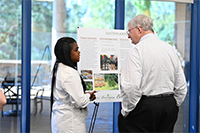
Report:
81,70,93,80
100,54,118,71
94,73,118,91
85,81,93,91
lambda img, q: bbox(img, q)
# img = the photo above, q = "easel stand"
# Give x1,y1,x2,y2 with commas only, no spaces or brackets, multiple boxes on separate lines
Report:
88,102,99,133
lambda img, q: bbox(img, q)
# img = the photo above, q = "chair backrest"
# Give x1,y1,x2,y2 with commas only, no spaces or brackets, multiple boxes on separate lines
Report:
36,88,45,98
2,79,16,100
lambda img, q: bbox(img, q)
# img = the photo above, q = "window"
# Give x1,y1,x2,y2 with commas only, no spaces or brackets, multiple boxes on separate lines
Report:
125,0,191,132
31,0,115,132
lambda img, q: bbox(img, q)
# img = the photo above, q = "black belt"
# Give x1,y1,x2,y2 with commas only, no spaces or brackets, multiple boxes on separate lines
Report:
142,94,173,98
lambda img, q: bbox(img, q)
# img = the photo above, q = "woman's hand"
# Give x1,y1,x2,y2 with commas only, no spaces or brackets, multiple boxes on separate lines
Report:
87,91,96,101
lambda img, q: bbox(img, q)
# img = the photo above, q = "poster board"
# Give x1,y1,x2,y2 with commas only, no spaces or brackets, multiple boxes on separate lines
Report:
77,27,133,102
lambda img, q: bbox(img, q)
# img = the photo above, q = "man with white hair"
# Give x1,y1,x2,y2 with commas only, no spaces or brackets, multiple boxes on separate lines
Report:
118,14,187,133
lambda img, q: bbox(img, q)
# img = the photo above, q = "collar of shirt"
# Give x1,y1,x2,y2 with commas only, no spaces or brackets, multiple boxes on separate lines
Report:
139,33,155,43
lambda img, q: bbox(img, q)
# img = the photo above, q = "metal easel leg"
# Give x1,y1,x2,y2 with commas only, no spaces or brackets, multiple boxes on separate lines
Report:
88,102,99,133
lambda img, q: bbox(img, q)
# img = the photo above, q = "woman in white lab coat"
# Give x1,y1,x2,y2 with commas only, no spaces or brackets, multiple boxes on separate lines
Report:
51,37,96,133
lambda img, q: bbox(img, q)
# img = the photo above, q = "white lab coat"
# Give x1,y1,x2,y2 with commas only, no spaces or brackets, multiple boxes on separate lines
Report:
51,63,90,133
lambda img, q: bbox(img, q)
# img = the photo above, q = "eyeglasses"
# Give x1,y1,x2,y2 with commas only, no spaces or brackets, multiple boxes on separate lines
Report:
126,28,135,35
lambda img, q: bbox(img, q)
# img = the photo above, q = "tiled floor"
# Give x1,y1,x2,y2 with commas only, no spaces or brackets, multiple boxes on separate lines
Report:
0,99,188,133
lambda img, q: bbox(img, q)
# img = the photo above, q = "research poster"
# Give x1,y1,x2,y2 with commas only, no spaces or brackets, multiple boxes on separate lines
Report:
77,27,133,102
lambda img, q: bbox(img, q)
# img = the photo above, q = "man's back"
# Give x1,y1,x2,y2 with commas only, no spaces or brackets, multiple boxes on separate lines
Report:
134,34,178,95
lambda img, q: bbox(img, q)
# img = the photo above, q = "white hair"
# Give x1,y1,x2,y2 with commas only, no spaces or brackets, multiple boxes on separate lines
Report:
128,14,154,32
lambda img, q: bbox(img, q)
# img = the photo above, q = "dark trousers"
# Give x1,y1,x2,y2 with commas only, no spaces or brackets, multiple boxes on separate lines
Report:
118,95,179,133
